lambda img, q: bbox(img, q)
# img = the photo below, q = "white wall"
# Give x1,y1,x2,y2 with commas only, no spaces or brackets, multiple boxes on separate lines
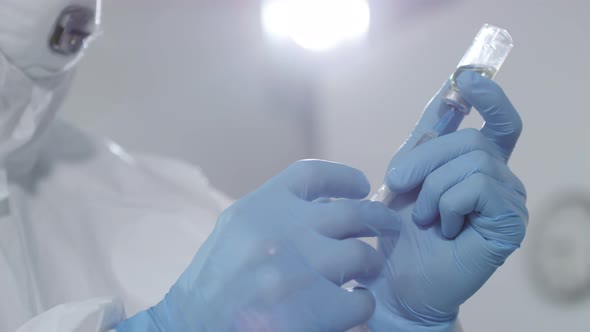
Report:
61,0,314,198
315,0,590,330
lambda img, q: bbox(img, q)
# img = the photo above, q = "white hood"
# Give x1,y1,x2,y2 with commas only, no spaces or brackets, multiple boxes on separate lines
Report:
0,0,101,77
0,0,101,163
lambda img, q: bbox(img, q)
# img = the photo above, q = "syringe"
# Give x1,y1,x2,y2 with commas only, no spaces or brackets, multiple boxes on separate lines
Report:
370,24,514,206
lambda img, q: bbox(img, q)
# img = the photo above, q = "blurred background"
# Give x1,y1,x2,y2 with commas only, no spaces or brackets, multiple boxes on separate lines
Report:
62,0,589,330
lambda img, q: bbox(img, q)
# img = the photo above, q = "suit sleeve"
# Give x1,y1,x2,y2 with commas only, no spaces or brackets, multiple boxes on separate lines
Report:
15,297,125,332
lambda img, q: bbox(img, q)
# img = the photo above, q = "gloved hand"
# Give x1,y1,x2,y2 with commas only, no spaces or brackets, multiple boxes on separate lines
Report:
367,71,529,332
116,160,401,332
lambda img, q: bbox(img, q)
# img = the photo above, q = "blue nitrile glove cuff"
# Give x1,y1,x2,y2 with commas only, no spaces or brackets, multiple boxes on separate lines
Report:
116,298,193,332
116,307,163,332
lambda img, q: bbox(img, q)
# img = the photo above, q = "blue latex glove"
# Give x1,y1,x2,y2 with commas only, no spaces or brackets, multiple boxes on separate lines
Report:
116,160,401,332
367,71,529,331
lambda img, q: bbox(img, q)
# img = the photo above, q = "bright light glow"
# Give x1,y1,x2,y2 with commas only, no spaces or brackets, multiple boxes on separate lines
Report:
262,0,371,51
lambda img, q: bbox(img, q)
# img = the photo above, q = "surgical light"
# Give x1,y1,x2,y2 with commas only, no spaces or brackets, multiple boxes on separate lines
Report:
262,0,371,51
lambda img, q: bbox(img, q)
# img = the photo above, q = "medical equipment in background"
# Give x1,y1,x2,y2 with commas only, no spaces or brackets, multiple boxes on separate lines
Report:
371,24,514,205
529,190,590,304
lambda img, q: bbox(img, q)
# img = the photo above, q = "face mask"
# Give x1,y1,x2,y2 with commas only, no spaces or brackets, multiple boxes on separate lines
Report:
0,50,73,158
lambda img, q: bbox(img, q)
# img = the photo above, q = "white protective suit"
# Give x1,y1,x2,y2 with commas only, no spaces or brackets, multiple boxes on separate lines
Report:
0,0,231,331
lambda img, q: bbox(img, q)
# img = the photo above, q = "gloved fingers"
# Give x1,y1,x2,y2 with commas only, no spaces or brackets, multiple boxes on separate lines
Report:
240,259,372,331
318,286,377,330
272,282,376,332
456,71,523,161
276,160,371,201
439,173,528,241
389,79,458,162
310,199,401,239
387,128,504,193
300,238,384,286
413,150,525,226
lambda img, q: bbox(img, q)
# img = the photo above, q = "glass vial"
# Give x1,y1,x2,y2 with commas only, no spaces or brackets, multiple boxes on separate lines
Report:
443,24,514,114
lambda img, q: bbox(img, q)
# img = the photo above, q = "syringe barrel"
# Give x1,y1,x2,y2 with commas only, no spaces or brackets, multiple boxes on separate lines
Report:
374,25,514,206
